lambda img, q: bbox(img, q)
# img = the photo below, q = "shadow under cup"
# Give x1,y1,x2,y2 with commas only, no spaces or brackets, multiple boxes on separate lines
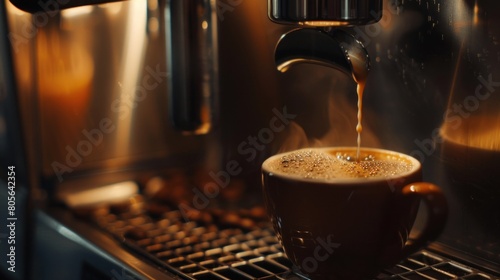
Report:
261,147,448,280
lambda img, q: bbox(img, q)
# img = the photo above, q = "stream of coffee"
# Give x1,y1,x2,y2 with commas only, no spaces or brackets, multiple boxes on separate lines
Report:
355,79,366,160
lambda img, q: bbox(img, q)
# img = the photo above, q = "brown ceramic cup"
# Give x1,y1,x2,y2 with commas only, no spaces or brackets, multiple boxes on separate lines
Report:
262,147,447,279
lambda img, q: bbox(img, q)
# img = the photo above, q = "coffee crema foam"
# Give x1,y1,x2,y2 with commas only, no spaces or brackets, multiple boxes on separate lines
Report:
268,149,413,180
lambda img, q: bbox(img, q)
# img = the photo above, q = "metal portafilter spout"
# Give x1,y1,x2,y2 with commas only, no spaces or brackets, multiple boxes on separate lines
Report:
269,0,382,81
274,28,370,84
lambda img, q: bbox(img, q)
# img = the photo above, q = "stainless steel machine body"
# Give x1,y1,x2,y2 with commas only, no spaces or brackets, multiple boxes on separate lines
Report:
0,0,499,279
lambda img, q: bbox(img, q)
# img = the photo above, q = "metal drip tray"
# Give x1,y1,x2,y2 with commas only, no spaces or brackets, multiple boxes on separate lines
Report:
76,195,499,280
377,252,497,280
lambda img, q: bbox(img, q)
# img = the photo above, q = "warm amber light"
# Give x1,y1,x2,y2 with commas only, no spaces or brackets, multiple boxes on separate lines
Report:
149,17,160,33
61,6,94,18
301,21,350,27
60,181,139,208
100,2,123,16
440,116,500,151
148,0,158,10
473,0,479,26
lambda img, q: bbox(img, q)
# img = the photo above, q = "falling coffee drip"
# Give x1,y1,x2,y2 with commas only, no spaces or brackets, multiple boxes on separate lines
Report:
355,78,366,161
356,84,364,161
345,37,370,161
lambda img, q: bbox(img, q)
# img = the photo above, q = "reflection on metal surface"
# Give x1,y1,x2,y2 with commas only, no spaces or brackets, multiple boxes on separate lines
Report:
302,20,350,26
5,0,209,183
61,5,94,18
441,0,500,152
114,0,147,155
59,181,138,208
36,26,95,167
473,0,479,26
100,2,123,16
268,0,383,26
165,0,219,134
441,116,500,151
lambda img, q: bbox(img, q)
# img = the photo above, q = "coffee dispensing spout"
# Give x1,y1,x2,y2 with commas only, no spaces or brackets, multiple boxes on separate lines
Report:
274,28,369,83
269,0,382,82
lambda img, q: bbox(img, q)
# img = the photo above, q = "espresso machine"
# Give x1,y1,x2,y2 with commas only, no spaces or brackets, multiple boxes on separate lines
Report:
0,0,499,279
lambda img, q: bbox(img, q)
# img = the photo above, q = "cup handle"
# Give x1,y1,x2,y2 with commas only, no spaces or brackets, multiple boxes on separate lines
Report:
400,182,448,258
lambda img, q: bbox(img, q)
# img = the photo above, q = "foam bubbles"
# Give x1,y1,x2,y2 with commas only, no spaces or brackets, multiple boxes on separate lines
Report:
268,149,413,180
